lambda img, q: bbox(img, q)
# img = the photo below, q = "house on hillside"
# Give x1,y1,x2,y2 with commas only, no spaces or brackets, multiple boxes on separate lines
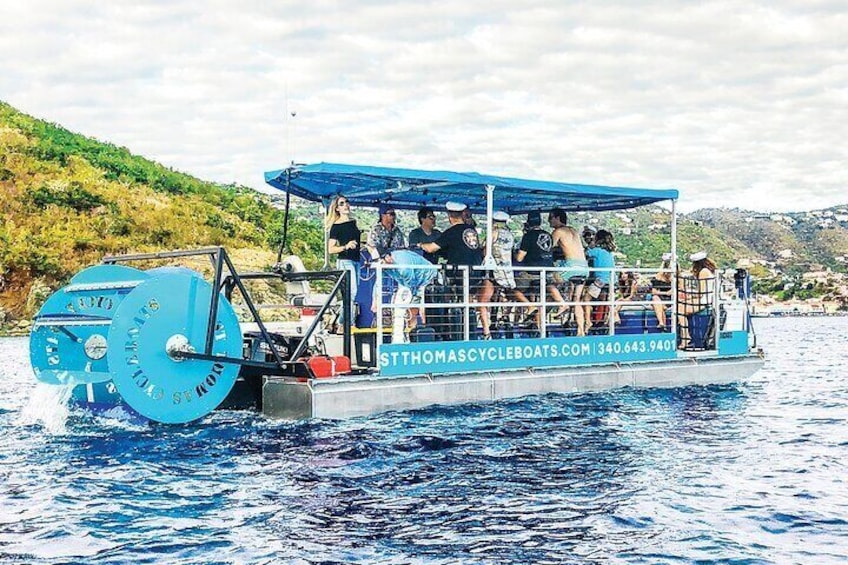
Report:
802,270,832,285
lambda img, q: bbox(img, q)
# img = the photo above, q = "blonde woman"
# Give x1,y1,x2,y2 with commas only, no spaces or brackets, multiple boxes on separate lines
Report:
325,195,361,325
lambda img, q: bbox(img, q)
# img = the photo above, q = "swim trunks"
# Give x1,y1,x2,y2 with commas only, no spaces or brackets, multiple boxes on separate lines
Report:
554,258,589,283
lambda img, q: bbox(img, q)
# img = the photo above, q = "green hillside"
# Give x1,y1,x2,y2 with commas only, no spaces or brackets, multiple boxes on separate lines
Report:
0,101,324,319
2,101,845,324
573,207,753,269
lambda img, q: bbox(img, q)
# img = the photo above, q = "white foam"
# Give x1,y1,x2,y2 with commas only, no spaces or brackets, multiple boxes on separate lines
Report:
17,382,75,435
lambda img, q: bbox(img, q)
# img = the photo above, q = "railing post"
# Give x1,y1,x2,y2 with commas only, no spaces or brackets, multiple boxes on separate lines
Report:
376,262,383,362
484,184,496,267
670,199,678,335
343,267,351,358
322,200,330,270
540,267,547,338
463,266,470,341
609,265,616,336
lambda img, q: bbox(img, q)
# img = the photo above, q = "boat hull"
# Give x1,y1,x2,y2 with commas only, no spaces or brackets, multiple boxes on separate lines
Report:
263,353,764,419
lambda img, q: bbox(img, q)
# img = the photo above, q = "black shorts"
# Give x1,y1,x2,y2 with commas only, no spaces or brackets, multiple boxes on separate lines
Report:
515,271,557,294
447,270,486,294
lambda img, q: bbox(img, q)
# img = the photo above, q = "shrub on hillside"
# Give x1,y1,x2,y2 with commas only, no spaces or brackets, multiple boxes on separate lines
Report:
29,181,106,212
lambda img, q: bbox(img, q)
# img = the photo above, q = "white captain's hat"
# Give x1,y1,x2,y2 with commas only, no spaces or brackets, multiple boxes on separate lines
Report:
689,251,707,261
446,201,467,212
662,252,673,261
493,211,509,222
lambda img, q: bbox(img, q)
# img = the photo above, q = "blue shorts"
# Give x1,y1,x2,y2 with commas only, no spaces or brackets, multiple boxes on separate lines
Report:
554,259,589,284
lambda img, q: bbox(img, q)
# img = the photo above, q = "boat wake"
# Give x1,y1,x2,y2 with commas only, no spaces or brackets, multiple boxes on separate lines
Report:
17,381,74,434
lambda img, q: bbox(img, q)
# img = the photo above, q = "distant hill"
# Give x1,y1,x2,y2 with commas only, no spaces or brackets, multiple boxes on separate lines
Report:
687,207,848,272
0,101,323,319
1,101,845,322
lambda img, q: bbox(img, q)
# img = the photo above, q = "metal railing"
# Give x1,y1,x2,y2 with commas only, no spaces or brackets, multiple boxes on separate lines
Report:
361,262,754,359
371,262,676,339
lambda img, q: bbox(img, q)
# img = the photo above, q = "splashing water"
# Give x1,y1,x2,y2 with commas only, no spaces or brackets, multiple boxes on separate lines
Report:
17,381,74,434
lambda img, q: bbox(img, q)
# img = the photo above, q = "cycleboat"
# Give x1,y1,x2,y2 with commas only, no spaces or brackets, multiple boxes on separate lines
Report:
28,163,764,423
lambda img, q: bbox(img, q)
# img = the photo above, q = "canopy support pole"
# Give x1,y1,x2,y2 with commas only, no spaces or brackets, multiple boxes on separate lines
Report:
484,184,495,266
276,168,292,266
322,199,330,270
670,199,678,334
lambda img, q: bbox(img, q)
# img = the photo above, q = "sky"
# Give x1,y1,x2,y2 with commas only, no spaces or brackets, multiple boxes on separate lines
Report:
1,1,845,213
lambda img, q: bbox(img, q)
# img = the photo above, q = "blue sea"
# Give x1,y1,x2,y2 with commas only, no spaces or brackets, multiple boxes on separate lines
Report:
1,317,847,564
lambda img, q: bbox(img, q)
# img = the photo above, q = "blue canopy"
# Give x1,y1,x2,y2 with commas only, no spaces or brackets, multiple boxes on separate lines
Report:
264,163,677,214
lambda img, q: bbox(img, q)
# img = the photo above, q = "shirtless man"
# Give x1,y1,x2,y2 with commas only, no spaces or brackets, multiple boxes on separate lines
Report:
548,208,590,336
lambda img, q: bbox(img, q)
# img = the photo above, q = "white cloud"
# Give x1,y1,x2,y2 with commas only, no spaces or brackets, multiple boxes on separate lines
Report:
1,0,846,212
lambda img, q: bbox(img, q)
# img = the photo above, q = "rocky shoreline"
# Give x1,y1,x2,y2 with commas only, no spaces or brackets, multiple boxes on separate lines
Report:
0,320,33,337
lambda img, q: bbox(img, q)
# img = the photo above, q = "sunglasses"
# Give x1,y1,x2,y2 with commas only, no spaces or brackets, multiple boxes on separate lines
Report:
425,215,436,219
337,200,349,206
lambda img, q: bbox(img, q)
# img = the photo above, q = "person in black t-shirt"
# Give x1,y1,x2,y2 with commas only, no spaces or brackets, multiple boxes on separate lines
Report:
419,201,494,339
408,206,442,264
512,211,567,328
325,195,361,326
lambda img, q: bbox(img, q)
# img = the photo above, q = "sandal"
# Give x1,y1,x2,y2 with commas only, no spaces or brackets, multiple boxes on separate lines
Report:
520,311,538,326
482,332,492,340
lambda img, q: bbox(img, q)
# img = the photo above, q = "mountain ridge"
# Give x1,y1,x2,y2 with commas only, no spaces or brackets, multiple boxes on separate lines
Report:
2,100,845,324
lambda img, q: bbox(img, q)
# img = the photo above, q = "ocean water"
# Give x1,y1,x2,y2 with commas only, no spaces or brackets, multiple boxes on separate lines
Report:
1,317,847,564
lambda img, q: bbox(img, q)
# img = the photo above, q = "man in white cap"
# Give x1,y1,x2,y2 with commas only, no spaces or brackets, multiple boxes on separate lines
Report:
419,201,494,339
488,211,516,291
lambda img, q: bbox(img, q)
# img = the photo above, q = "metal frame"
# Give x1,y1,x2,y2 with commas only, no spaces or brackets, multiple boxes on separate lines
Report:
102,247,352,376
